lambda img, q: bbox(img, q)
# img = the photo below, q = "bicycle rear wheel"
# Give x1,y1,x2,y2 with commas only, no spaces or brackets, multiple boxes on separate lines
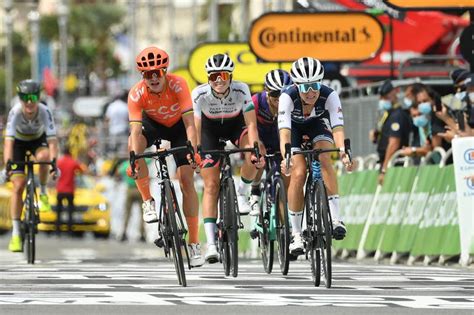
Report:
259,182,273,274
164,182,187,287
315,180,332,288
218,184,231,276
224,177,239,278
274,177,290,275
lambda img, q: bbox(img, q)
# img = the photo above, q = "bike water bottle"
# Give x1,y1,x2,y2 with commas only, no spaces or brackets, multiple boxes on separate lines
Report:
312,160,321,181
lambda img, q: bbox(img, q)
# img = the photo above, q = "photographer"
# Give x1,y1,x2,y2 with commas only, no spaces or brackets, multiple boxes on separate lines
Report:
439,73,474,141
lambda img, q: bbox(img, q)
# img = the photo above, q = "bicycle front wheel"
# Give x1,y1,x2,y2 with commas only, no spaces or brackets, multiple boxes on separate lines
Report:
164,182,187,287
259,182,273,274
223,177,239,278
274,177,290,275
25,183,36,264
314,180,332,288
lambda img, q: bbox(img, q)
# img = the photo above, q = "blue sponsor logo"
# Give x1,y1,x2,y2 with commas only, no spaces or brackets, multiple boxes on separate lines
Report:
467,178,474,191
464,149,474,164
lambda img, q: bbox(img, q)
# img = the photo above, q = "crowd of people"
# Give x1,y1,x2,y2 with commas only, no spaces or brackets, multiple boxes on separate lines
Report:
371,69,474,184
2,44,472,266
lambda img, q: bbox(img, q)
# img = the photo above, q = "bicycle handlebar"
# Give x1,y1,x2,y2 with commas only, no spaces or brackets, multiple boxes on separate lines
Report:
198,141,259,157
129,141,194,177
293,138,353,163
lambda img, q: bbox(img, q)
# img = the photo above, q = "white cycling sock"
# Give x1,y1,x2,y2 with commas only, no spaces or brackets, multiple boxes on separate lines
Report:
238,177,252,196
328,195,341,222
12,219,21,237
204,221,216,245
288,209,303,235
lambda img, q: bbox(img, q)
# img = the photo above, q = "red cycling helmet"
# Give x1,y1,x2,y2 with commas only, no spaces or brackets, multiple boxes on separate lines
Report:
135,47,169,72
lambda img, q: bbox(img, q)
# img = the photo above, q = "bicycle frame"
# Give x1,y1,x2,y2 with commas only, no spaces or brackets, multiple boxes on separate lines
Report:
253,153,280,240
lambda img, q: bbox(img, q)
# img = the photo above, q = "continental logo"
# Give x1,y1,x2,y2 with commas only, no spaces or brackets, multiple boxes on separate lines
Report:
249,12,384,62
258,27,372,48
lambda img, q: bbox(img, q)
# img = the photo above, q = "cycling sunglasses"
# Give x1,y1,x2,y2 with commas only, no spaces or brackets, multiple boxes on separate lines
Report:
208,71,231,82
18,93,39,103
297,82,321,93
267,90,281,98
142,68,167,80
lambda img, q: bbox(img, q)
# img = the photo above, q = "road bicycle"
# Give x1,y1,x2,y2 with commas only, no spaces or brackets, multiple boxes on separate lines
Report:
251,144,291,275
130,140,195,287
199,139,259,277
293,139,352,288
7,152,57,264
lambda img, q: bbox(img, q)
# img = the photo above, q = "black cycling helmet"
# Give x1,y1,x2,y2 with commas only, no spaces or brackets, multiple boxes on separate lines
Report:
17,79,41,95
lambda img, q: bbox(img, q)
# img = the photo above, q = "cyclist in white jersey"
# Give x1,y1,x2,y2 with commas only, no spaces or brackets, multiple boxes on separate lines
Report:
1,80,58,252
192,54,264,263
278,57,353,255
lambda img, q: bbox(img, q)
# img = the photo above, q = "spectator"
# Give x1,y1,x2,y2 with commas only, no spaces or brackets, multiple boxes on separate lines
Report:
56,145,86,235
376,80,412,185
104,90,129,156
116,159,145,243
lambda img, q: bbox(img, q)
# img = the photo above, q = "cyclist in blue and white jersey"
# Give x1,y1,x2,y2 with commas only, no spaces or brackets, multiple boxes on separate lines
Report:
248,69,292,216
278,57,353,256
192,54,264,263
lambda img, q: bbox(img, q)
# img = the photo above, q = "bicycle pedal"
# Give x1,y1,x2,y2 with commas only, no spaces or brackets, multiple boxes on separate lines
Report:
154,237,164,248
249,229,259,239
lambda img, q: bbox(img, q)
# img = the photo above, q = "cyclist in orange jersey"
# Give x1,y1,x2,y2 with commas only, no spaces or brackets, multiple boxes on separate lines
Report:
128,46,203,267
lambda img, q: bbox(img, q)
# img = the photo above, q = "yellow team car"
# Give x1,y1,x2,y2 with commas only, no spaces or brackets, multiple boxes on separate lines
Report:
0,175,110,238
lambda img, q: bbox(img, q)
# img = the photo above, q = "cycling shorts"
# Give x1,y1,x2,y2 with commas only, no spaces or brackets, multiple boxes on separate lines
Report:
12,134,48,174
141,115,189,168
290,116,334,151
200,114,247,168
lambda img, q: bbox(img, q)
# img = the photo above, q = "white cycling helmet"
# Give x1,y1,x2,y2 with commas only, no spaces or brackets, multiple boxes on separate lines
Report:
265,69,292,91
290,57,324,84
205,54,235,74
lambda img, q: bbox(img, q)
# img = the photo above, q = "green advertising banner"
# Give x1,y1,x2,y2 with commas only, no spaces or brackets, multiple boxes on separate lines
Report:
437,165,460,256
410,166,449,257
394,165,439,253
378,166,419,254
335,170,379,250
362,167,404,252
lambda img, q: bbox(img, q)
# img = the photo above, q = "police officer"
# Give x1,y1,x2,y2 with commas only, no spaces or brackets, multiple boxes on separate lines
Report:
376,80,412,185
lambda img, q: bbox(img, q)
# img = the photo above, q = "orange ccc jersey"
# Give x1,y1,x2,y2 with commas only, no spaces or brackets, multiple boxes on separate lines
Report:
128,73,193,128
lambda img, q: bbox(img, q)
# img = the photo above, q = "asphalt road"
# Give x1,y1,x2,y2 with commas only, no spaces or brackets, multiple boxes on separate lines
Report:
0,234,472,314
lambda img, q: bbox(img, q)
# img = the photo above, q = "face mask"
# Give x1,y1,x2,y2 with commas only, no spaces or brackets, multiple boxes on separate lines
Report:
469,92,474,103
413,115,429,127
378,99,392,111
455,91,466,100
402,97,412,109
418,102,432,115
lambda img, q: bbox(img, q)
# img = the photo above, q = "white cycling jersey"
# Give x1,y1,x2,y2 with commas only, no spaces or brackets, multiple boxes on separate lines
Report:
5,103,57,141
192,81,255,122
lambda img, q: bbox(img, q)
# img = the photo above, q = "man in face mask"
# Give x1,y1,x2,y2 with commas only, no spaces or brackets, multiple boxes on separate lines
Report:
375,80,412,185
401,85,452,159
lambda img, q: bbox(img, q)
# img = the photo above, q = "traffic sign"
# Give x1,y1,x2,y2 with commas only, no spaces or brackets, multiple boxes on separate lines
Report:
248,12,384,63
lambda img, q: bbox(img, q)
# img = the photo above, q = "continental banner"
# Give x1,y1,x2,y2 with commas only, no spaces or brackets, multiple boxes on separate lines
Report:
249,12,384,62
335,170,378,251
